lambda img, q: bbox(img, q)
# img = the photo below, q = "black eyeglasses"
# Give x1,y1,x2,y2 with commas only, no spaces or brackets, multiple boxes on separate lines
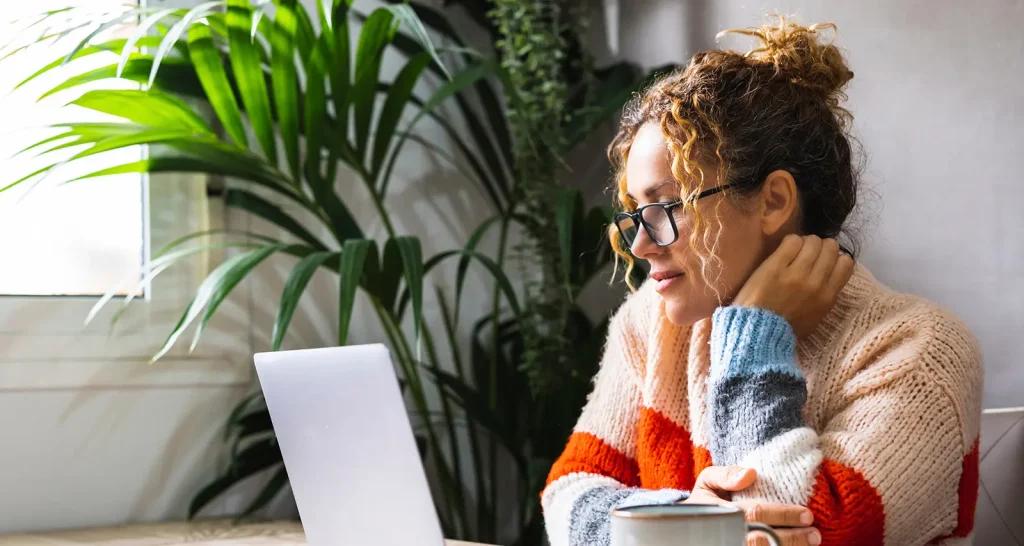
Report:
614,184,735,249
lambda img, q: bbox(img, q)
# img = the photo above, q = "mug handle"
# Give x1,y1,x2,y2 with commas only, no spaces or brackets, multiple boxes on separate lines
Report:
746,523,783,546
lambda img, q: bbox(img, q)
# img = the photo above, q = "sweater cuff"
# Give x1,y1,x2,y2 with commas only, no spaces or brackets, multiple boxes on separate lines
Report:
614,489,689,510
567,487,689,546
710,306,800,381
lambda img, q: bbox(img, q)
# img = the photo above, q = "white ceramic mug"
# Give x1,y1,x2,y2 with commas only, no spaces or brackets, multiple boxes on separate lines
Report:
610,504,782,546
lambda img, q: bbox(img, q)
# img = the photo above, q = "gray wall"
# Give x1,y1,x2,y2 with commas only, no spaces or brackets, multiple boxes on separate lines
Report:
4,0,1021,536
613,0,1024,408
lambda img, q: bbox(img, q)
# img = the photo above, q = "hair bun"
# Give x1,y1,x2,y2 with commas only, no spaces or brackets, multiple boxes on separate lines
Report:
718,15,854,101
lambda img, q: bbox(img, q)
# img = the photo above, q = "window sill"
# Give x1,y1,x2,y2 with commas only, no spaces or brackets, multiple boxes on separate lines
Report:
0,356,252,391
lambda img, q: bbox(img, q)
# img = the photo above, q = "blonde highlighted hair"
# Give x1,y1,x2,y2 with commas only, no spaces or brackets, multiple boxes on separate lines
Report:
609,15,860,290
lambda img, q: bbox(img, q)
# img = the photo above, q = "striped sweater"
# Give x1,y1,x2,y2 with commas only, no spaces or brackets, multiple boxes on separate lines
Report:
542,265,982,546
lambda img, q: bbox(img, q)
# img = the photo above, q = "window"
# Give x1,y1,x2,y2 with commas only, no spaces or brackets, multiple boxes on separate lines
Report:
0,0,145,297
0,0,252,389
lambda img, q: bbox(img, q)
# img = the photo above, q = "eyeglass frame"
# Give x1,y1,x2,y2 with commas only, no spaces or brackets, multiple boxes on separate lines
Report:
613,183,737,249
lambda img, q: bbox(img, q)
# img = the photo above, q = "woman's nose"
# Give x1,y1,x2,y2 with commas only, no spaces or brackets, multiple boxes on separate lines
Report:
630,226,662,259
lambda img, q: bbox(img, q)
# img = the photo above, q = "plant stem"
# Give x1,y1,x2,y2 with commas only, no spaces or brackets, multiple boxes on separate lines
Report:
300,191,336,237
369,187,397,239
486,212,513,541
353,161,397,239
422,324,469,538
440,292,487,540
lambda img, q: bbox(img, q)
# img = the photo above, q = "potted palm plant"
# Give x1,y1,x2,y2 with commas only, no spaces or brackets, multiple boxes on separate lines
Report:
3,0,673,543
4,0,516,530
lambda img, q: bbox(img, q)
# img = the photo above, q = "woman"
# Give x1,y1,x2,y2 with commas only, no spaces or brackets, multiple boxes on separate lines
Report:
541,17,982,546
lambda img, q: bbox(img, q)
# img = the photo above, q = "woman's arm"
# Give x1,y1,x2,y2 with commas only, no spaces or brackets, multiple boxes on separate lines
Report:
707,304,982,546
542,288,688,546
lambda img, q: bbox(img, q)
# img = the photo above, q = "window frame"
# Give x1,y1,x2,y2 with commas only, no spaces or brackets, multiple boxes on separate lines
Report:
0,173,255,390
0,0,255,389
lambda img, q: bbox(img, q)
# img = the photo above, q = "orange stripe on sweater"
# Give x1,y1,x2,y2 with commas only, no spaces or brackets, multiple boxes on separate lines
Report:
808,459,885,545
935,437,980,540
952,438,980,536
545,432,640,488
693,444,713,479
637,408,697,490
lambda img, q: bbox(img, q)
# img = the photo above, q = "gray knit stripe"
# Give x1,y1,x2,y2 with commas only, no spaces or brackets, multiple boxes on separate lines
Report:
709,370,807,466
568,486,688,546
568,487,635,546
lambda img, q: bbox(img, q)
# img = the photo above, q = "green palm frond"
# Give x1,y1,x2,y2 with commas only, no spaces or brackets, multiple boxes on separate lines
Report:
272,251,336,351
4,0,472,519
3,0,662,539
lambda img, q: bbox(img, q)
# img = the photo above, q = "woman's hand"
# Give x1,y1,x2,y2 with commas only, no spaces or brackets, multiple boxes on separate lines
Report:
733,234,855,338
684,465,821,546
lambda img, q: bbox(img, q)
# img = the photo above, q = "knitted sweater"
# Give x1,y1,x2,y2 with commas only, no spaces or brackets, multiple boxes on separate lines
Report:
542,265,982,546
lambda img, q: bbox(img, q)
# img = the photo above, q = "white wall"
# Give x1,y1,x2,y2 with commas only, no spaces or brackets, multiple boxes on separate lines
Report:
611,0,1024,408
0,0,494,534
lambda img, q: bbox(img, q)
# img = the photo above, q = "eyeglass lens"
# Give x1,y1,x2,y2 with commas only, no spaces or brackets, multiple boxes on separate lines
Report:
616,205,675,247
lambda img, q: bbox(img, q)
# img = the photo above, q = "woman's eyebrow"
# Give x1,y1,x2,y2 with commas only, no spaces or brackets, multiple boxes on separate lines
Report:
625,180,680,202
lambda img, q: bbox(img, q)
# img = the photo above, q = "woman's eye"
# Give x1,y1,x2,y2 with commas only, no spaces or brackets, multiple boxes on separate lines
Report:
668,203,690,221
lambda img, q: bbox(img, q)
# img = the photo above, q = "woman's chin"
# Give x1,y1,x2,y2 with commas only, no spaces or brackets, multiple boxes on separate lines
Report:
662,296,715,327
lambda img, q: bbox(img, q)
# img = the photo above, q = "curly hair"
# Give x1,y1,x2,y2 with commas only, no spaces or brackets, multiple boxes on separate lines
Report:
609,15,860,290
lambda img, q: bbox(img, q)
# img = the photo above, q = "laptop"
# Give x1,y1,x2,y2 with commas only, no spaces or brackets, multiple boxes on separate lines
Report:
254,344,446,546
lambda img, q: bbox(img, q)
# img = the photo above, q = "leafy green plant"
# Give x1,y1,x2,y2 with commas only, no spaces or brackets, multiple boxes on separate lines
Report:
4,0,674,543
3,0,511,531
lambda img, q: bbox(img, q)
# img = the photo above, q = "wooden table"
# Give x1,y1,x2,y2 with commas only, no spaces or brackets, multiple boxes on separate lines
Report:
0,521,493,545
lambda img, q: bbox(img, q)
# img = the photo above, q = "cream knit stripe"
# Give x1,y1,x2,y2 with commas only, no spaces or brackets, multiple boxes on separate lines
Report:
817,369,968,546
685,318,714,451
571,352,642,458
733,427,822,506
809,298,980,546
572,289,650,456
641,300,693,425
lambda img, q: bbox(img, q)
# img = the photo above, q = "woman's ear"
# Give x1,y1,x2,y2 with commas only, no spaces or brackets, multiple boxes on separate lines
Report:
758,170,799,236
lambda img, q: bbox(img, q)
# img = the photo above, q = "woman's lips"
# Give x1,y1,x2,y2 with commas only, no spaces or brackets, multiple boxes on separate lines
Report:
651,271,683,293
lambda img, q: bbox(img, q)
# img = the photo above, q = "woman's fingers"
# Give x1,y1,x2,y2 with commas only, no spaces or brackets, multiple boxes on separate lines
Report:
693,466,757,492
691,467,819,546
808,237,841,287
734,500,813,528
747,527,822,546
826,253,855,296
766,233,805,268
789,235,822,274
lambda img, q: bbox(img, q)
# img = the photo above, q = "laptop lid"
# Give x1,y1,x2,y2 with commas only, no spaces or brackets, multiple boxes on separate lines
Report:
254,344,445,546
